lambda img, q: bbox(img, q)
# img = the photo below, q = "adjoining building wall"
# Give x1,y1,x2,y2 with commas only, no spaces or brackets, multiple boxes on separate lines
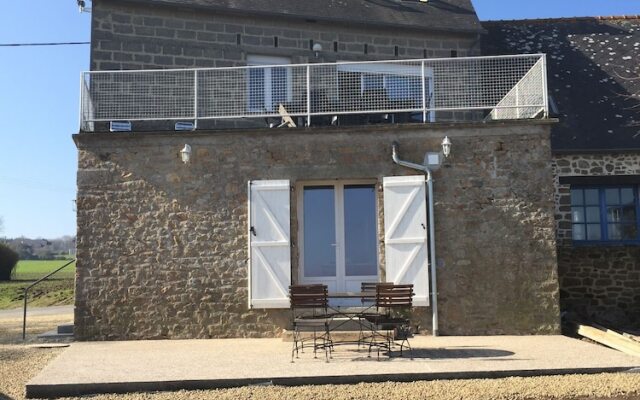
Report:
90,0,480,71
74,121,560,340
553,154,640,328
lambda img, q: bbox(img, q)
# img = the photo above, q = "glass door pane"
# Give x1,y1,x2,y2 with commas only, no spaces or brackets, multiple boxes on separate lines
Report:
248,68,265,111
344,185,378,277
303,186,336,278
271,67,288,108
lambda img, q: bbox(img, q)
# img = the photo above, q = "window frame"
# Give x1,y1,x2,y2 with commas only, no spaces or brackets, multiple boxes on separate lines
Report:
570,184,640,245
296,179,380,293
246,55,292,113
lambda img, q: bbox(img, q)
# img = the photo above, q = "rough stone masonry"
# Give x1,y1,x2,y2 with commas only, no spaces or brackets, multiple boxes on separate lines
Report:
553,154,640,328
74,120,560,340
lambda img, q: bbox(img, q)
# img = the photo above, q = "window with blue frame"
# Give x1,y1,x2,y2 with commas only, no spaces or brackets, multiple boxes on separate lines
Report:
571,185,640,243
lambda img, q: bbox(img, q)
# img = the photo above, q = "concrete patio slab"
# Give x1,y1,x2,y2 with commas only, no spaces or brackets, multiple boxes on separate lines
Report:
27,335,640,398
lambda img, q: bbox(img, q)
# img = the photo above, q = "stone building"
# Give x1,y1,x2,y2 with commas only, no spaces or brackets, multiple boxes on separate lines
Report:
74,0,561,340
485,16,640,329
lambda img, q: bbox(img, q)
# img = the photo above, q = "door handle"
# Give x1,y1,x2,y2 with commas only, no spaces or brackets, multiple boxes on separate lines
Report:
421,223,426,230
250,226,257,236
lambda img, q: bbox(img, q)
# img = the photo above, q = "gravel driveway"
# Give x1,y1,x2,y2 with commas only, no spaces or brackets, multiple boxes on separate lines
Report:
0,306,74,320
1,344,639,400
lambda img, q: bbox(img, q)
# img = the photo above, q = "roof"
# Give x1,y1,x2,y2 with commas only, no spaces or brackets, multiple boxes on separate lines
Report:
483,17,640,153
111,0,484,34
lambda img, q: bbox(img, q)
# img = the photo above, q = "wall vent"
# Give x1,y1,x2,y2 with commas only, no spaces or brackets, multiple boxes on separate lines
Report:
110,121,131,132
175,122,195,131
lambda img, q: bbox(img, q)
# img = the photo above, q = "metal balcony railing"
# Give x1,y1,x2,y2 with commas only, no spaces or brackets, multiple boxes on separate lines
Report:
79,54,548,132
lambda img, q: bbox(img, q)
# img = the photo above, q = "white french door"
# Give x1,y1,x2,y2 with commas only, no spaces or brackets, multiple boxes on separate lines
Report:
298,181,379,294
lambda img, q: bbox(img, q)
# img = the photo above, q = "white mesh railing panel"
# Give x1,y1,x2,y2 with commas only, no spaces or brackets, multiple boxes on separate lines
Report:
487,58,545,120
88,70,195,121
80,74,95,132
197,65,308,118
324,60,426,114
80,55,548,131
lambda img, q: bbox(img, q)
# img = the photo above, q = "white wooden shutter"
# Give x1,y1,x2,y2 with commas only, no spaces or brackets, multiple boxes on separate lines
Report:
383,176,429,306
248,180,291,308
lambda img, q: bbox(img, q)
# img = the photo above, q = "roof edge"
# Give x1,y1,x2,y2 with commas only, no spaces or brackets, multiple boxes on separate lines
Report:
482,15,640,25
104,0,487,35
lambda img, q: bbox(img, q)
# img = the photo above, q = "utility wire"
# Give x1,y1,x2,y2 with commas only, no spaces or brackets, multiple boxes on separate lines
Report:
0,176,75,193
0,42,90,47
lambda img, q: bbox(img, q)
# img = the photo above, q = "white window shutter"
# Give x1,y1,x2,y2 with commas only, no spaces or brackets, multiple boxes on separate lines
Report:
383,176,430,306
248,180,291,308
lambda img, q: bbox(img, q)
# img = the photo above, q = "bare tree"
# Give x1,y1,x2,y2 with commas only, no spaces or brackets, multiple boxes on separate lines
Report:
612,68,640,127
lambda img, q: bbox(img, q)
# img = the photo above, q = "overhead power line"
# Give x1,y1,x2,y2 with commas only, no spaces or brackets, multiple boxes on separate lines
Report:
0,41,90,47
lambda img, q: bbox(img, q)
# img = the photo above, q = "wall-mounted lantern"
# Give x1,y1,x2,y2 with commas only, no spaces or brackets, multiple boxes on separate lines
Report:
312,43,323,58
441,136,452,158
180,144,192,164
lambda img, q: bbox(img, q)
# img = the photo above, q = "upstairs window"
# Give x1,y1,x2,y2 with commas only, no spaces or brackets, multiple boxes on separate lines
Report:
361,74,422,101
571,186,640,243
246,55,291,113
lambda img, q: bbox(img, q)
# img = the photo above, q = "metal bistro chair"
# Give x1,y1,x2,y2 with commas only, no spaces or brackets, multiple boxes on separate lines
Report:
357,282,381,347
366,283,414,360
360,282,379,303
289,284,333,362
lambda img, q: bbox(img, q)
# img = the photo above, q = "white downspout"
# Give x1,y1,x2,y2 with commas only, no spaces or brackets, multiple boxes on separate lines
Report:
391,142,439,337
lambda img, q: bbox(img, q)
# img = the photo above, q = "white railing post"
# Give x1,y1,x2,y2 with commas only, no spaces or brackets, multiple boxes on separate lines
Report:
78,72,84,132
541,54,550,118
306,65,311,126
421,61,427,123
515,85,520,119
193,70,199,129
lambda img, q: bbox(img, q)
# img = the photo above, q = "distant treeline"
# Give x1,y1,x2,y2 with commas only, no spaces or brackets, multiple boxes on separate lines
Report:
0,236,76,260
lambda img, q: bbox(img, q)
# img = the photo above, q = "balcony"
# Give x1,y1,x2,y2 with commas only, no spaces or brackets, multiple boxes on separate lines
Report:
79,54,549,132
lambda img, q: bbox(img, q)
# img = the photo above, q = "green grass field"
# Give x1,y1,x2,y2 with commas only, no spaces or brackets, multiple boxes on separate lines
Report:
12,259,76,280
0,260,76,310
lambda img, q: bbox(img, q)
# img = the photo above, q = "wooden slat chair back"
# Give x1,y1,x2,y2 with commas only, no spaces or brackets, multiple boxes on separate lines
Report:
360,282,378,305
375,284,414,310
289,284,328,312
361,282,378,293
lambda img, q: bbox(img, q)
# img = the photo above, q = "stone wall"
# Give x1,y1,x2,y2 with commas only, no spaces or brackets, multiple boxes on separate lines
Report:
553,153,640,328
90,0,480,71
74,120,560,340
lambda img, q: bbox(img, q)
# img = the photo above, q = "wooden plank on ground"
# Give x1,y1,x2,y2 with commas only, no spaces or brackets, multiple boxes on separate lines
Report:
576,323,640,357
622,333,640,343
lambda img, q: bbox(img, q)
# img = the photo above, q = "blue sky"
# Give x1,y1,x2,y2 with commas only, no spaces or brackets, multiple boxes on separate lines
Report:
1,0,640,239
474,1,640,20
